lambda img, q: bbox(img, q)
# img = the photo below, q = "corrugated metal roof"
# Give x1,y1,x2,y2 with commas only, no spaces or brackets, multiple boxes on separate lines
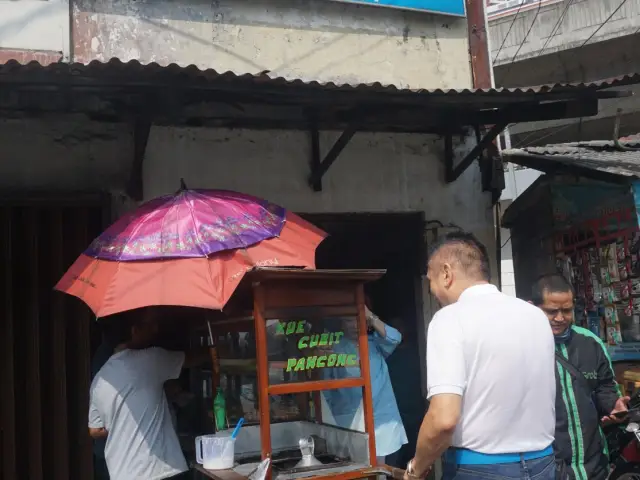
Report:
0,58,636,134
0,58,638,99
503,137,640,179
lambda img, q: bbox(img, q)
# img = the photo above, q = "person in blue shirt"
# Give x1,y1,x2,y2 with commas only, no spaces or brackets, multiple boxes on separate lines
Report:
321,303,408,466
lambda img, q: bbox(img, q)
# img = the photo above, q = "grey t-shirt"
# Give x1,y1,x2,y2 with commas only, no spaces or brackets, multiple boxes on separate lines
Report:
89,347,188,480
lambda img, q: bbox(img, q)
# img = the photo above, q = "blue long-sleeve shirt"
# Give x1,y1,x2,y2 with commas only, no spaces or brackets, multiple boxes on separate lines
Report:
322,323,408,457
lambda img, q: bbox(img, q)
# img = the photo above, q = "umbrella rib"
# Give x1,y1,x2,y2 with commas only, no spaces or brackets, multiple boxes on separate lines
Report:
185,190,209,256
159,188,191,258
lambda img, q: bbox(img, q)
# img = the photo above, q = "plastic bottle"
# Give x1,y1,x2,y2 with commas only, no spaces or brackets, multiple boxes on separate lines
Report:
213,387,227,431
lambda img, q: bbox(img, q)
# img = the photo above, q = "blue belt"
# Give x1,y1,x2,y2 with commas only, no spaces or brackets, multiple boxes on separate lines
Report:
444,445,553,465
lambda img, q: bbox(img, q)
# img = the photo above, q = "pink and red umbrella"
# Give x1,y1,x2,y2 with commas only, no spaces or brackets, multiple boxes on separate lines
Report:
55,186,326,317
86,188,288,260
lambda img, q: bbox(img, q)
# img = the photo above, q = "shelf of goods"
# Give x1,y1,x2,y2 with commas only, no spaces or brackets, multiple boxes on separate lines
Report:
555,207,640,362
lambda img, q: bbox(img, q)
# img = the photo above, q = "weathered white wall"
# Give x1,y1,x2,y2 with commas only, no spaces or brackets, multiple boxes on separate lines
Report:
0,116,495,267
73,0,472,88
143,127,494,242
0,0,70,57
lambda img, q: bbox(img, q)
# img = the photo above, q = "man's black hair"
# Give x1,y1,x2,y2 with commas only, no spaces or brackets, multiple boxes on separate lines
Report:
428,231,491,281
104,316,133,347
531,273,574,306
102,309,144,347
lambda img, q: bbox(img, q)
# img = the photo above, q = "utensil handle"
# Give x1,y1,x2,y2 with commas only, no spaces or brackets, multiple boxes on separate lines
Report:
195,436,203,464
231,417,245,439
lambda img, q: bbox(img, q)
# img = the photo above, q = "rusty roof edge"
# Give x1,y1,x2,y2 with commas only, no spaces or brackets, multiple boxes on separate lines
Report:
0,58,638,97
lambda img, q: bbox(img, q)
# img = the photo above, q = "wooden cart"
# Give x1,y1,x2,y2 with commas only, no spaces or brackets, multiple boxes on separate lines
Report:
190,267,404,480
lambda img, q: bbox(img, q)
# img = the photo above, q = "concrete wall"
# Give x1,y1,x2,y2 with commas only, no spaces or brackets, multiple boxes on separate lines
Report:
0,0,70,60
490,0,640,66
0,115,496,277
72,0,472,88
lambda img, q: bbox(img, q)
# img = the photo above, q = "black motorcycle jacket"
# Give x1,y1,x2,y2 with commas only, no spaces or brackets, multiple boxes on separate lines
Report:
554,325,621,480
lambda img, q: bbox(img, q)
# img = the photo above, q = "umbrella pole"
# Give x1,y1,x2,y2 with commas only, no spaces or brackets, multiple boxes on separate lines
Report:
207,320,221,392
207,321,214,345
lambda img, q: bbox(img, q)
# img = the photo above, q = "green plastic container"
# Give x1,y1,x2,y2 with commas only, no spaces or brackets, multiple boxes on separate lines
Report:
213,387,226,431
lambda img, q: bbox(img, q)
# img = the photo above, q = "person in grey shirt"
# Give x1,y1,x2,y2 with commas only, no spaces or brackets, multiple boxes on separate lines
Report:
91,327,116,480
89,308,208,480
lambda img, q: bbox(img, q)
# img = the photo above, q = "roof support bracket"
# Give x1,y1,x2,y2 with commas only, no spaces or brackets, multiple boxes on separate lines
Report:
446,122,508,183
126,116,151,201
444,132,454,182
308,126,357,192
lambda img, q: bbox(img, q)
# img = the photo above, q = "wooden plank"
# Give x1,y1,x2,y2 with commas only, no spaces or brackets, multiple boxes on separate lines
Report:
252,284,272,470
51,210,69,480
192,465,247,480
263,305,358,320
0,207,17,480
262,282,356,309
268,378,365,396
25,208,43,480
356,285,376,466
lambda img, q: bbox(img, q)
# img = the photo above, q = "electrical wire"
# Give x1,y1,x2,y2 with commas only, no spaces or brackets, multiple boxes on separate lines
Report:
492,0,527,65
505,0,631,148
537,0,575,58
578,0,628,49
500,0,544,84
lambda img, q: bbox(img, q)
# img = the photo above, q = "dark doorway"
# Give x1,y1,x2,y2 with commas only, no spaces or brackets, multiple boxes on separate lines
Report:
0,194,109,480
303,212,426,468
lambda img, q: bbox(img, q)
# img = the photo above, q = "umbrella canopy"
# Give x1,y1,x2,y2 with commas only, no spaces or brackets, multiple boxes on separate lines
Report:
55,189,326,317
85,188,287,261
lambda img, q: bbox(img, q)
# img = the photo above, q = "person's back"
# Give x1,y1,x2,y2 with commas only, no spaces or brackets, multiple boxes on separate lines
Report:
88,311,189,480
90,347,188,480
436,286,555,453
406,232,556,480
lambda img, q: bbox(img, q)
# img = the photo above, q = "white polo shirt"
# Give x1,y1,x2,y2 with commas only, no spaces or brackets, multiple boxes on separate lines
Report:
426,284,555,454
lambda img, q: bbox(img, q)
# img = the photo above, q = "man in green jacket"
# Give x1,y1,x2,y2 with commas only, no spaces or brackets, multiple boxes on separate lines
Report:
532,274,629,480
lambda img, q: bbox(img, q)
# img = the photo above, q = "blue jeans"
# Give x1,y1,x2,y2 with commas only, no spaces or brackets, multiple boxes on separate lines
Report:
442,454,556,480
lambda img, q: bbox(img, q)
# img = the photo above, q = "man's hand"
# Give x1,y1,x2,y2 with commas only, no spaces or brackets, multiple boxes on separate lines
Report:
602,396,630,425
89,427,108,439
365,306,387,338
403,459,431,480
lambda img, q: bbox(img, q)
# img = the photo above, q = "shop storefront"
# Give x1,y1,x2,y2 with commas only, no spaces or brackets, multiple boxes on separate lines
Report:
0,60,632,479
503,139,640,368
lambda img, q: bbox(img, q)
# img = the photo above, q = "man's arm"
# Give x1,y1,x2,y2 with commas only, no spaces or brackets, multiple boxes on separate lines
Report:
408,312,465,477
88,395,107,439
592,338,627,422
411,394,462,475
365,307,401,358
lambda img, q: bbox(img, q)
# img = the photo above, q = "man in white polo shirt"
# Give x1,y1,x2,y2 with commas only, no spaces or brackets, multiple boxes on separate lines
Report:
405,232,556,480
